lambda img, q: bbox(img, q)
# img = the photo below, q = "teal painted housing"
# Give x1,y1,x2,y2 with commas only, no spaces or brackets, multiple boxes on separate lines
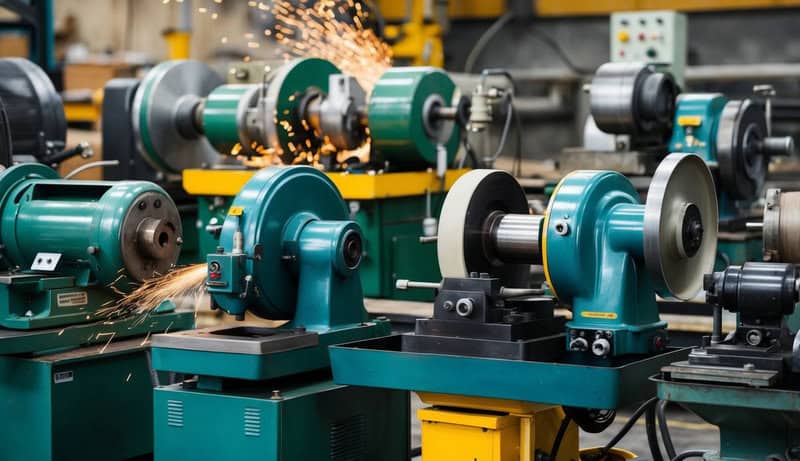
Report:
656,377,800,460
154,380,409,461
0,340,162,461
669,94,727,164
545,171,666,356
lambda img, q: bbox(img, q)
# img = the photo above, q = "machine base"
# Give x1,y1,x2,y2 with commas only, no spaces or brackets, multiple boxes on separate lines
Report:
0,338,164,461
655,374,800,461
331,334,689,408
153,377,410,461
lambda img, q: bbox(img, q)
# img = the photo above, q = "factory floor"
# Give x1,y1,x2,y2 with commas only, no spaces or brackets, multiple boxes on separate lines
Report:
409,393,719,460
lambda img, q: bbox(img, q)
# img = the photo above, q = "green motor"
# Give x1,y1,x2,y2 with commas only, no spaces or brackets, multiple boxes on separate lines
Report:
0,163,182,289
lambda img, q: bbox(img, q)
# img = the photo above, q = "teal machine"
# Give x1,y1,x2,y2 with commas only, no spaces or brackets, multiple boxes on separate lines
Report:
654,188,800,461
0,163,194,461
669,90,794,266
149,166,408,460
330,154,719,458
576,62,794,267
115,57,486,301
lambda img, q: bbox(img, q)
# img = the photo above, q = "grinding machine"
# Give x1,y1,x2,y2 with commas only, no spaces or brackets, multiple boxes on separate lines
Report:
330,153,718,459
574,61,794,267
104,57,502,301
654,188,800,461
0,163,194,461
148,166,408,460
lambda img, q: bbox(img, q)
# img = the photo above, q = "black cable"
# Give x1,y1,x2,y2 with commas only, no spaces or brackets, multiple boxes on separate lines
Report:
548,415,572,461
671,450,707,461
645,404,665,461
512,96,523,177
600,397,659,458
657,400,677,460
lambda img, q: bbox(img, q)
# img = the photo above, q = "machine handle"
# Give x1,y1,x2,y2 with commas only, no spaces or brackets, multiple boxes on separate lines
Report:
395,279,442,291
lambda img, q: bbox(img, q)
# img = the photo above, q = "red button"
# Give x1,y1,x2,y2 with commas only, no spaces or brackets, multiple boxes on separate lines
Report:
638,32,646,41
209,272,221,280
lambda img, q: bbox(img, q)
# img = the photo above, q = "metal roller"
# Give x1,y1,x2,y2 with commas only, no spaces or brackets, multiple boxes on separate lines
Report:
437,169,537,288
369,67,460,169
644,154,719,300
132,60,223,174
762,188,800,263
202,84,262,156
0,58,65,164
590,62,678,140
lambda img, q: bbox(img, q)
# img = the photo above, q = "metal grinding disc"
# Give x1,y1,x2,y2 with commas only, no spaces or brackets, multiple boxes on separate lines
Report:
437,169,530,287
260,58,341,164
716,99,768,201
120,190,182,282
132,60,223,174
644,154,719,300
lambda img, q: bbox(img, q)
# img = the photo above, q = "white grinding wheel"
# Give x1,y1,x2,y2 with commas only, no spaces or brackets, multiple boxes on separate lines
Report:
644,153,719,300
437,169,530,287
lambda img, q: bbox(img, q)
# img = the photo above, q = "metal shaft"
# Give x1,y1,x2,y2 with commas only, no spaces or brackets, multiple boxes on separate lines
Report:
490,213,543,264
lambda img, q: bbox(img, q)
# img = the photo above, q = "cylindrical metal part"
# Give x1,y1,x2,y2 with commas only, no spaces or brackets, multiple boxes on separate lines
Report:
489,213,543,264
762,188,800,263
432,105,458,121
758,136,795,157
704,262,799,317
202,84,261,155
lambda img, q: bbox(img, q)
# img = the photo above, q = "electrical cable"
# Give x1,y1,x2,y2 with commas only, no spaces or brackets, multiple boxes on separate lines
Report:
529,27,594,75
464,12,515,73
646,403,665,461
657,400,677,460
671,450,707,461
598,397,659,459
548,414,572,461
409,446,421,458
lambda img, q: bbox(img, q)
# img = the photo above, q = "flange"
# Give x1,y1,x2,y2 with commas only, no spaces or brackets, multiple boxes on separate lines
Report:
762,188,800,263
260,58,341,164
132,60,223,174
644,153,719,300
437,169,531,287
716,99,768,201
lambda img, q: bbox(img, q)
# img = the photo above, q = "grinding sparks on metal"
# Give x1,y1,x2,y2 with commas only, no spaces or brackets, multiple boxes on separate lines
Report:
268,0,392,93
98,264,207,322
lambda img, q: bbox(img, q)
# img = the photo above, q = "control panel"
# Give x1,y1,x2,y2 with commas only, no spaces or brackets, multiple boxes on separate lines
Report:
610,10,687,86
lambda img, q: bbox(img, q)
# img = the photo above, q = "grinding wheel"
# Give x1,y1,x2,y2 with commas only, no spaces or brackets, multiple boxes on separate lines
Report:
644,153,718,300
716,99,768,201
437,169,530,287
132,60,223,174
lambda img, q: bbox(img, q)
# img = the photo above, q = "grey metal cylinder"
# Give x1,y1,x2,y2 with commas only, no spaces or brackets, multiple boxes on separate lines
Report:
763,188,800,263
489,213,543,264
759,136,795,157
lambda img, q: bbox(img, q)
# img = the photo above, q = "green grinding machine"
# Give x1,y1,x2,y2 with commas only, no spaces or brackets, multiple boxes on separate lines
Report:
149,166,409,460
0,163,194,461
112,57,494,301
329,154,719,459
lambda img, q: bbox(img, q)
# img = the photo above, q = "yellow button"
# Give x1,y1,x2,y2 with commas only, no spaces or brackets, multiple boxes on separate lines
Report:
617,30,630,43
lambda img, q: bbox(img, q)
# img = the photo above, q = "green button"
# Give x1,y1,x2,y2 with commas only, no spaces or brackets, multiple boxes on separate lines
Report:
646,48,658,58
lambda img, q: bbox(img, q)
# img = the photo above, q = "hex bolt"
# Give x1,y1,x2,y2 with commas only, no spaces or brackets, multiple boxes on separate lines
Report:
554,221,570,236
442,300,455,312
592,338,612,357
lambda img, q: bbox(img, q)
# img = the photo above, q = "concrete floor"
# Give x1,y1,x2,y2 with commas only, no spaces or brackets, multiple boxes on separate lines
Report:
409,393,719,460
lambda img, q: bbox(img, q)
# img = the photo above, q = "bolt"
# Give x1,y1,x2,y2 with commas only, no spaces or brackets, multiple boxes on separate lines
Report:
138,201,147,210
176,237,183,246
154,199,162,209
270,390,283,400
743,363,756,371
554,221,570,236
87,246,98,255
455,298,474,317
442,300,455,312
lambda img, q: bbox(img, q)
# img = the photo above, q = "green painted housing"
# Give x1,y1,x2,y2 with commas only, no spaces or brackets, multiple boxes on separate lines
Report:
154,380,409,461
203,84,257,154
656,377,800,460
0,340,163,461
546,170,665,356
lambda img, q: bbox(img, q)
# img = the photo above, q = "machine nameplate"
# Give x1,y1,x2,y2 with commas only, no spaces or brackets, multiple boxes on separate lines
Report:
53,371,74,384
57,291,89,307
228,206,244,216
581,311,618,319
